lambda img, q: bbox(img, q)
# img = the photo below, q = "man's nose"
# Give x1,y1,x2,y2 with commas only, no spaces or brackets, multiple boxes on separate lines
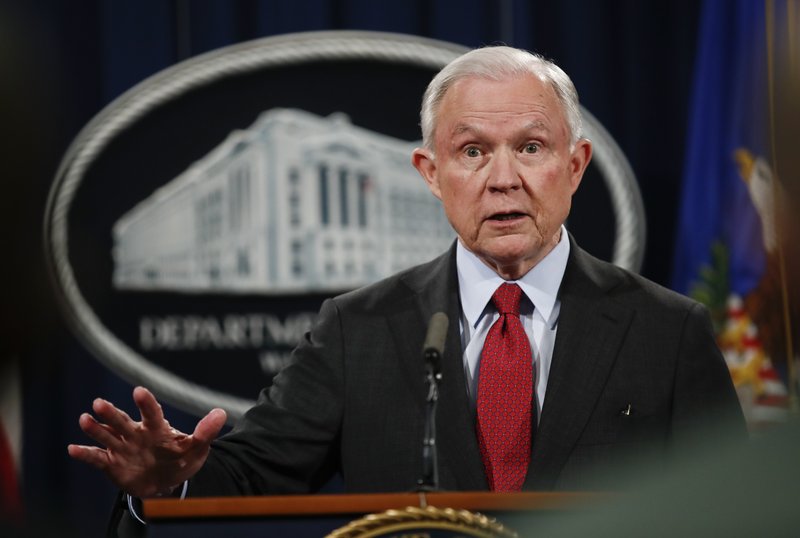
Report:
486,150,522,191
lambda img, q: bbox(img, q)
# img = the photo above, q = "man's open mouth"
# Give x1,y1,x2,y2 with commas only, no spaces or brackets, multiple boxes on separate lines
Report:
489,212,525,221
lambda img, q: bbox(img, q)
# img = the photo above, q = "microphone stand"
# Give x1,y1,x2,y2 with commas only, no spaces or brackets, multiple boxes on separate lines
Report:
416,312,447,493
417,358,442,492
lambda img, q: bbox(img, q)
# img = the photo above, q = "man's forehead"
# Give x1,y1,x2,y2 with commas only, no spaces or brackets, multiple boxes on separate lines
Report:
432,74,569,144
441,75,557,113
451,120,551,135
446,72,549,96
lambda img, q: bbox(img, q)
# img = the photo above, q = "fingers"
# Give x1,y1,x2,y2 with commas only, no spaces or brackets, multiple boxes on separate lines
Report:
76,387,223,456
192,408,227,444
92,398,137,439
67,443,110,471
77,389,157,450
132,386,166,429
78,412,126,452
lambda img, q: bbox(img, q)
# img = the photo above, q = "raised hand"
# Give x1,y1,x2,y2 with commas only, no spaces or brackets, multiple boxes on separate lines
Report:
67,386,227,498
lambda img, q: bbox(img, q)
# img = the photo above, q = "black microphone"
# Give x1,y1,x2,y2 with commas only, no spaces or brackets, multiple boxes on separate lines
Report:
422,311,448,376
417,312,448,492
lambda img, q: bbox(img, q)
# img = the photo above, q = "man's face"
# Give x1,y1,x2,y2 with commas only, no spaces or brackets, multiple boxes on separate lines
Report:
413,74,592,279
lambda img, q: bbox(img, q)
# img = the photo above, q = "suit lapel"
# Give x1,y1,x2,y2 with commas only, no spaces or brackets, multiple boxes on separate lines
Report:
388,238,634,491
396,244,488,491
526,240,634,489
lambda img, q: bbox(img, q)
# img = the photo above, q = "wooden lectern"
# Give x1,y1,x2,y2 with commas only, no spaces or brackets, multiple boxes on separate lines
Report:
144,491,600,537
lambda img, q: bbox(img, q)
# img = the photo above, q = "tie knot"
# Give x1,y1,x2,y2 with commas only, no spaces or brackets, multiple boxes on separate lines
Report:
491,283,523,316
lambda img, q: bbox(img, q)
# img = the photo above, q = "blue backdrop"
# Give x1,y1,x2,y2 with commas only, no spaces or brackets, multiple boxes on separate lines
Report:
2,1,703,535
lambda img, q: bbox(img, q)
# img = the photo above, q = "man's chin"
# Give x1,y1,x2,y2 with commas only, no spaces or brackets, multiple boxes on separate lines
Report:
485,236,541,258
472,238,548,277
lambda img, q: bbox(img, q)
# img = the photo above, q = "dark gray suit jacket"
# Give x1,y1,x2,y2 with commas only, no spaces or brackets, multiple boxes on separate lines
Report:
189,237,744,496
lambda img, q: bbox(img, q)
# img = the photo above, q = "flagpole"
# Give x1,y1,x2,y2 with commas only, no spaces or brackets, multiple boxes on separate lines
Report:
765,0,798,414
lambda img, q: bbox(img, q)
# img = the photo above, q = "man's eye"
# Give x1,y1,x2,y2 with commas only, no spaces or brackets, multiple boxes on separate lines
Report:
465,147,481,157
523,143,539,154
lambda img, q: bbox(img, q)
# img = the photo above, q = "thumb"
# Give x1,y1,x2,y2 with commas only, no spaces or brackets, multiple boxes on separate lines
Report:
192,408,227,444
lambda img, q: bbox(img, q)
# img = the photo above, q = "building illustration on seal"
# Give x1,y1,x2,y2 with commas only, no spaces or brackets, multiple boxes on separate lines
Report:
112,108,455,294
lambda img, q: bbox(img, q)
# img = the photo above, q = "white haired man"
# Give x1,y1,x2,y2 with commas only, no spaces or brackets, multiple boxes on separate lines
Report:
70,46,744,529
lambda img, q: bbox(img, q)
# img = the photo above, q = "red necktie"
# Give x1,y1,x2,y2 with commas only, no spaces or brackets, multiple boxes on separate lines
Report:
476,282,533,492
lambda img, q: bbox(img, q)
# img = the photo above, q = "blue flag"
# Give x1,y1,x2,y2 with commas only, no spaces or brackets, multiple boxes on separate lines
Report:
671,0,770,299
672,0,796,429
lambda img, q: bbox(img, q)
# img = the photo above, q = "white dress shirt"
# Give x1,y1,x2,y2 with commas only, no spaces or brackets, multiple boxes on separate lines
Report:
456,226,570,422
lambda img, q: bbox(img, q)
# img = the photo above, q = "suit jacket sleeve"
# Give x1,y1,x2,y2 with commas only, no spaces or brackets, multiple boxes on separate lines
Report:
188,297,346,496
670,301,745,446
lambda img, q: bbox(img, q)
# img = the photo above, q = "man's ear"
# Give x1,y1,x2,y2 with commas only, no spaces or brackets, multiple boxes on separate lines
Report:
412,147,442,200
568,138,592,194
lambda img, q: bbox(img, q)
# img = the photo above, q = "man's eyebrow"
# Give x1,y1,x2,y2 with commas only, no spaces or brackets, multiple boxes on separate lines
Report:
451,123,481,136
523,120,550,131
451,120,551,134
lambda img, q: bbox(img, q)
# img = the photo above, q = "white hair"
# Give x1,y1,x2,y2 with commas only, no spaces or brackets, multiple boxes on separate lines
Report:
420,46,583,150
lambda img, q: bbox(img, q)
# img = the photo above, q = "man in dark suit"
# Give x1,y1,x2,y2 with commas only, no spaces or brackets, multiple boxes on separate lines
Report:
69,45,744,506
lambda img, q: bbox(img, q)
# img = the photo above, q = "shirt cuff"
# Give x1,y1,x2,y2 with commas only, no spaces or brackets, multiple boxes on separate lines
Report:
126,480,189,525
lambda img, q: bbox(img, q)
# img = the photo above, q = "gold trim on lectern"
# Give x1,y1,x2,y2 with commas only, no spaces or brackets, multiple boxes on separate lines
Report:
326,505,518,538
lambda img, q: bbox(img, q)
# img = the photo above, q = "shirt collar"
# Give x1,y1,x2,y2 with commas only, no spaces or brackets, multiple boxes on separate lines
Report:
456,226,570,329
